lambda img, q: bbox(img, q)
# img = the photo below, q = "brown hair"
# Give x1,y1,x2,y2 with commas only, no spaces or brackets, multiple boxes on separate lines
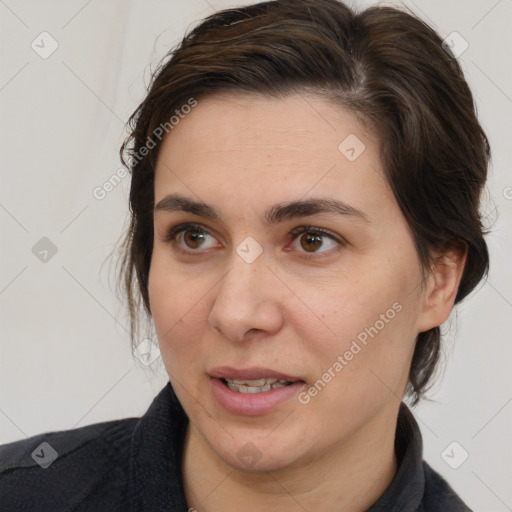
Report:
115,0,490,405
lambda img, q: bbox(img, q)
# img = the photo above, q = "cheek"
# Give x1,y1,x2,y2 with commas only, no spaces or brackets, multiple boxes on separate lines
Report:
300,290,409,370
296,260,420,397
294,261,404,343
148,259,209,365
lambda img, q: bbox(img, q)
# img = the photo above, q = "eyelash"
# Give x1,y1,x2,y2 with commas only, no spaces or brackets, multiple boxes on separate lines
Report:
164,222,345,258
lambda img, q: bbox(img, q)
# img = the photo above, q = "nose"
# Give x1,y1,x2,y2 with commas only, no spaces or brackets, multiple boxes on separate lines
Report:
207,249,285,343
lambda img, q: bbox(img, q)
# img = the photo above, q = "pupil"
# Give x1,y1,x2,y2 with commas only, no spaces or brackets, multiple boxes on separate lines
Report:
301,233,322,252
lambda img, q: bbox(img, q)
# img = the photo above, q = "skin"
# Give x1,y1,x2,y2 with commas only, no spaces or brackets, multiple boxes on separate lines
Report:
148,92,466,511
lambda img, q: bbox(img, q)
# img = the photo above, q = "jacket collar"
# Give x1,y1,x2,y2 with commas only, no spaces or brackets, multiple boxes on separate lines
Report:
128,381,189,511
367,401,425,511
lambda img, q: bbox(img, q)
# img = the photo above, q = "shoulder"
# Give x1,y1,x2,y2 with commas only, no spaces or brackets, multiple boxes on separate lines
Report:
0,417,139,512
421,460,473,511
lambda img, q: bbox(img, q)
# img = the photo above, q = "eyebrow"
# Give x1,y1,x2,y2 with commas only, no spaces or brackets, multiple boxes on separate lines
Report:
154,193,371,225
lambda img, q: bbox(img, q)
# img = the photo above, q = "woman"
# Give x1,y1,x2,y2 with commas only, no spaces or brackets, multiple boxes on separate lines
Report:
0,0,489,510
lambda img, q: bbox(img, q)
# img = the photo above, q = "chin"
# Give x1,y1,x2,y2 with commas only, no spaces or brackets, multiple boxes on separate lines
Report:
224,445,300,474
208,428,308,474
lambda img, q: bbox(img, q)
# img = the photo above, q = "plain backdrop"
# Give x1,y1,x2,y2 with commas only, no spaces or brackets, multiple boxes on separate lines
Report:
1,0,511,510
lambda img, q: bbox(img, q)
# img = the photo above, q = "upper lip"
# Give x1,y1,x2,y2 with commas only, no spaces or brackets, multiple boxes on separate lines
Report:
209,366,303,382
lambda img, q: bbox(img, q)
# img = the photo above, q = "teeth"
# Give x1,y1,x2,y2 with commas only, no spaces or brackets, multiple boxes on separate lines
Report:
223,378,293,393
225,377,278,386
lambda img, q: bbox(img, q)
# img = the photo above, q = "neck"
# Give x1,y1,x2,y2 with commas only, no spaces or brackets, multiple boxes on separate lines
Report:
182,405,399,511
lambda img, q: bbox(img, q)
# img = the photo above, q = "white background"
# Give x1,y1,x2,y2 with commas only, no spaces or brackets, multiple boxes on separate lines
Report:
1,1,511,510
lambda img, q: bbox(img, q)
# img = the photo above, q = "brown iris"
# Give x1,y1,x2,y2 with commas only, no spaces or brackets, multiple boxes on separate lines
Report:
183,229,206,249
300,233,323,252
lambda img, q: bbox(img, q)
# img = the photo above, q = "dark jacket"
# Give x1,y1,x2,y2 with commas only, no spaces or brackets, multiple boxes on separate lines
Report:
0,381,472,511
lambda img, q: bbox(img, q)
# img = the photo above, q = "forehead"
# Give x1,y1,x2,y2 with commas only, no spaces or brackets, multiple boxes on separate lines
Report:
154,92,393,218
158,92,372,157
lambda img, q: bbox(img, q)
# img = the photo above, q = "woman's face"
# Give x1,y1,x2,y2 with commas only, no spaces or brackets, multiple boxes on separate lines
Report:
148,93,434,472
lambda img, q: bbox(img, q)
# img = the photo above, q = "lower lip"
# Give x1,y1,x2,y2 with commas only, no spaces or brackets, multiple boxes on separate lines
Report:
210,377,305,416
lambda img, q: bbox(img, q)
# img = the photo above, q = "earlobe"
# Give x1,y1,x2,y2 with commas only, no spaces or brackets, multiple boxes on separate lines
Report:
417,245,467,333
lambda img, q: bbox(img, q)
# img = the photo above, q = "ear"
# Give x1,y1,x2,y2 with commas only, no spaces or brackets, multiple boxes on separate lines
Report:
416,245,467,333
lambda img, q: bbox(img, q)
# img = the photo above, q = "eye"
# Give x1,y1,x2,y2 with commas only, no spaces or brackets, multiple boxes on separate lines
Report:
288,226,345,256
164,223,219,252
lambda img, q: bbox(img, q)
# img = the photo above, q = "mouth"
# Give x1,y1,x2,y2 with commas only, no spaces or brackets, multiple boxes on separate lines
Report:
208,366,305,415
